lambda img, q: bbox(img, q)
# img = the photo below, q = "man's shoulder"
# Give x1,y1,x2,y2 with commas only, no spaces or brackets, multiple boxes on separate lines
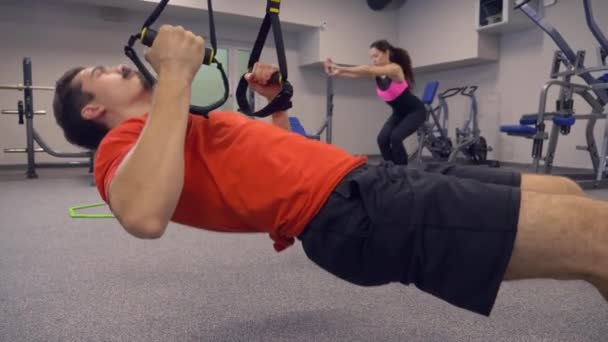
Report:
110,113,151,135
97,114,148,153
208,111,250,122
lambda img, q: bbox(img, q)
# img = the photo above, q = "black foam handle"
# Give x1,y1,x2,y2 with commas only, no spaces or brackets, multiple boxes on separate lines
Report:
141,28,157,46
17,100,24,125
269,71,282,85
141,28,213,65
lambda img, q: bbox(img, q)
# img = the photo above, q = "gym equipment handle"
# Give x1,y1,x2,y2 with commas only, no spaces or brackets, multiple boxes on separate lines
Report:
235,0,293,117
0,84,55,91
461,86,478,96
141,28,214,66
514,0,532,10
4,148,45,153
2,110,46,115
439,87,465,98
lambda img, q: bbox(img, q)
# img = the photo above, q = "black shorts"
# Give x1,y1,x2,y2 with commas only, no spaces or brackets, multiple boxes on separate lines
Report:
298,162,521,316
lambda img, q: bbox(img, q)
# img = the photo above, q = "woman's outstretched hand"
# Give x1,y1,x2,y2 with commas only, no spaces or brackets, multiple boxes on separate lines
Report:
324,57,339,76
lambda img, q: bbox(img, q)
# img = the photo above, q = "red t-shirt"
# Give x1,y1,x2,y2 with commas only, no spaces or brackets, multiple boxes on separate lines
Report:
95,112,367,251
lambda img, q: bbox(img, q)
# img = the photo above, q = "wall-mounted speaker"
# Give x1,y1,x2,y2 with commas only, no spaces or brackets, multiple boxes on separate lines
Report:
366,0,407,11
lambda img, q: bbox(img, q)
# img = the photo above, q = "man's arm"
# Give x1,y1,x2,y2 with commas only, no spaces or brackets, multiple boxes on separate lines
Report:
108,26,204,239
108,72,190,238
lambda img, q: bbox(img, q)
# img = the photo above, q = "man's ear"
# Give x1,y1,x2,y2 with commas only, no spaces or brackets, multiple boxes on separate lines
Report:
81,103,105,121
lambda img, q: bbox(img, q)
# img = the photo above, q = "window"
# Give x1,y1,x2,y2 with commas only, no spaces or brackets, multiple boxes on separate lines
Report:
191,48,230,110
189,47,253,112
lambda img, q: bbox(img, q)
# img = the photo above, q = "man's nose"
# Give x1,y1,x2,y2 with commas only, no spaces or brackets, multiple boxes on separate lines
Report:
113,64,128,73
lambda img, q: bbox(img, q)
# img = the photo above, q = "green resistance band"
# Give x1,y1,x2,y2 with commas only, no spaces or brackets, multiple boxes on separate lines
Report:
68,202,115,219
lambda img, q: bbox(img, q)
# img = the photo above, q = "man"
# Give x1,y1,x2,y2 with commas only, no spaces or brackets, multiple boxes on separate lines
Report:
52,25,608,317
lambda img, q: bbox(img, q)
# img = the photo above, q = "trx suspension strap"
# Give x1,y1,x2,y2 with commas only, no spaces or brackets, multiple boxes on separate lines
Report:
236,0,294,117
124,0,229,117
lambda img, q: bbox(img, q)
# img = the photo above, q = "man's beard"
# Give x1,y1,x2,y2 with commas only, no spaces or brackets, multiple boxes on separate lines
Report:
135,70,154,91
123,67,154,91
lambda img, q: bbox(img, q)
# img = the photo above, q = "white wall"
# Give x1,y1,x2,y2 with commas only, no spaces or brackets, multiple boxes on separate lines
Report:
0,0,395,166
150,0,401,66
5,0,604,169
398,0,499,71
405,0,608,169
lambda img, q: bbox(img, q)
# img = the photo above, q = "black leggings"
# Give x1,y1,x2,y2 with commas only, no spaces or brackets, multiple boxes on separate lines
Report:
377,105,426,165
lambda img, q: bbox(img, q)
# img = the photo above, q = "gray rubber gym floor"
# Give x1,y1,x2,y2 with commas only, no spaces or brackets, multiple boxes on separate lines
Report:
1,166,607,342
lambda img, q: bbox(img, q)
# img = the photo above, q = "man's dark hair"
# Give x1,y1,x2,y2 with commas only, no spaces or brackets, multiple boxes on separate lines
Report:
53,67,109,150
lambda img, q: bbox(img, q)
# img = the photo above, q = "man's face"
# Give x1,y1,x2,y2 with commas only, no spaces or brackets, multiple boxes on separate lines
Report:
75,64,152,115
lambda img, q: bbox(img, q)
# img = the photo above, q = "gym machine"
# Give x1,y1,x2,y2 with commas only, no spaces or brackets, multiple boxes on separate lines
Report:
1,58,93,179
413,82,461,161
289,75,334,143
448,85,492,164
500,0,608,189
414,83,493,164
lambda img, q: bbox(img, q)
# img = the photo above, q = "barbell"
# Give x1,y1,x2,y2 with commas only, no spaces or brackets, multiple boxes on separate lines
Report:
0,84,55,91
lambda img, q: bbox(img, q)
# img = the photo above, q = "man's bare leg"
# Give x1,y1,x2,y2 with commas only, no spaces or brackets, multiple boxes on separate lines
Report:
521,174,585,196
504,191,608,300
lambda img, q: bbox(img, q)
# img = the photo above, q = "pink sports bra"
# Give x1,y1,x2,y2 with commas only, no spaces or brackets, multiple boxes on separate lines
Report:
376,77,409,102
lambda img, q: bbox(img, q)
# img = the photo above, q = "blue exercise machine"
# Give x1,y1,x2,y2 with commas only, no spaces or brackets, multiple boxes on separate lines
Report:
500,0,608,189
289,76,334,143
413,82,457,161
414,82,493,164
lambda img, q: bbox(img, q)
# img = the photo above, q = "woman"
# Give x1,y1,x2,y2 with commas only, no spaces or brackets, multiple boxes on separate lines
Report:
325,40,426,165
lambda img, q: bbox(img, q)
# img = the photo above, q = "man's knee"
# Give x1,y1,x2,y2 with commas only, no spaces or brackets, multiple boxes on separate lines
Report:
521,174,585,196
555,176,585,196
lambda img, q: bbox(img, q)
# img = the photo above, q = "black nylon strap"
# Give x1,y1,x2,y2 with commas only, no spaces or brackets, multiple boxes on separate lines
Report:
247,15,271,70
124,0,229,117
208,0,217,53
236,0,293,117
271,14,288,80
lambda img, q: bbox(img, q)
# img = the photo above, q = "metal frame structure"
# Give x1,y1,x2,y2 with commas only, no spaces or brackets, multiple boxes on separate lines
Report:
501,0,608,189
1,58,93,179
413,86,462,162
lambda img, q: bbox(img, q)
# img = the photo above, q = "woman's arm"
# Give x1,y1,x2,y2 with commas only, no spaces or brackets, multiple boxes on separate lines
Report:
336,64,404,80
332,70,360,78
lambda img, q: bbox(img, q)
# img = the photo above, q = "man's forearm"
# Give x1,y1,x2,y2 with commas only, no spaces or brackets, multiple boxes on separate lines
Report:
109,70,191,238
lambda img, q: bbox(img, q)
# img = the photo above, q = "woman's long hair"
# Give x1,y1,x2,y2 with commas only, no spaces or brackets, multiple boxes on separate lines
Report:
370,40,414,84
